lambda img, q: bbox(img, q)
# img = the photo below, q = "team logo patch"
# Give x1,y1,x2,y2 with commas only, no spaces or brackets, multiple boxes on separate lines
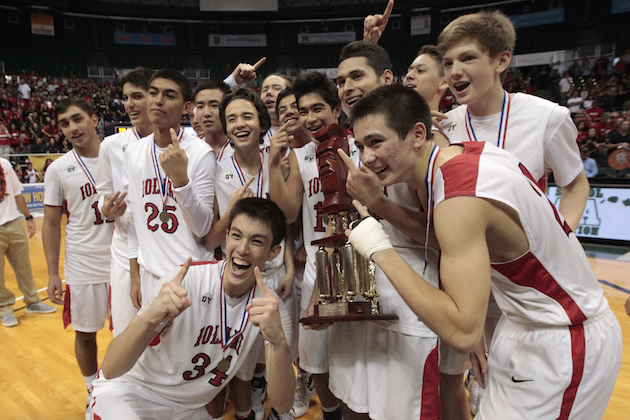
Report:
225,173,235,180
67,165,76,172
201,293,212,306
446,122,458,134
304,155,314,162
122,146,127,152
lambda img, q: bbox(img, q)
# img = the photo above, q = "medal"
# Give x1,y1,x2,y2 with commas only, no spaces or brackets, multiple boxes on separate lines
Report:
159,210,170,223
216,358,230,373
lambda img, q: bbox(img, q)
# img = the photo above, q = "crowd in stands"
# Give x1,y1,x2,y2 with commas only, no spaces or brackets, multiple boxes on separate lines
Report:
2,51,630,180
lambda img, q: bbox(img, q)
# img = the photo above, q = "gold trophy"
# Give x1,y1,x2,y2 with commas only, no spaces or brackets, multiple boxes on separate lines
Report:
300,124,397,323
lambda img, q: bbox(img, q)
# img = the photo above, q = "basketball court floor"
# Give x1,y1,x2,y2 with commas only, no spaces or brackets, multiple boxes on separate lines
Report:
1,217,629,419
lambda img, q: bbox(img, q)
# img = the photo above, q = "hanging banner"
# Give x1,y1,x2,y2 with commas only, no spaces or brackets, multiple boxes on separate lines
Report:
298,32,356,45
209,34,267,47
114,31,176,46
31,14,54,36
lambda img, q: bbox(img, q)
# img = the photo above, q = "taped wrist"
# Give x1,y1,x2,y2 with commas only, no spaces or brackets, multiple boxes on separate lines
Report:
348,216,392,260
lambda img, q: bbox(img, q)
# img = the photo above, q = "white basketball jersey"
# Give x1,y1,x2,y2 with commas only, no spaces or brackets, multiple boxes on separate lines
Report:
215,151,285,273
44,150,114,284
123,260,264,409
443,93,582,189
97,127,141,268
124,130,215,278
432,141,604,326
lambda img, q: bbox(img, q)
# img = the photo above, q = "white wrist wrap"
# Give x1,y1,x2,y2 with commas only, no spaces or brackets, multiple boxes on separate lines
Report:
348,216,393,260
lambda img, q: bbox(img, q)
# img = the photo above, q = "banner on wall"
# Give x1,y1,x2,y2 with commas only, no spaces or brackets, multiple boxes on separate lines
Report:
298,32,356,45
548,185,630,241
114,31,176,46
31,14,54,36
22,183,45,212
209,35,267,47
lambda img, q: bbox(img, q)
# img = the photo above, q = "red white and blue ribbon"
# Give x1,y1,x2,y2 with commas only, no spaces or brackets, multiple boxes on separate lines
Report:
219,261,255,353
231,153,264,198
72,150,96,188
423,144,440,273
150,129,183,208
465,90,511,149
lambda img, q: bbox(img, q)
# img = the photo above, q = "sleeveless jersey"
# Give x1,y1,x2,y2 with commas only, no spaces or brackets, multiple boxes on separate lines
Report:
124,130,215,278
215,151,285,274
44,150,114,284
432,142,604,326
443,93,582,189
123,260,264,409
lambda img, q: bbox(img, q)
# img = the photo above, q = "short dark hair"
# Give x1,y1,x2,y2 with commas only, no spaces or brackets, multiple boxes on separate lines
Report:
349,84,433,141
339,41,392,77
55,97,94,119
417,45,444,77
194,79,231,101
275,87,295,116
229,198,287,247
120,67,155,91
220,87,271,139
149,69,193,102
293,71,340,111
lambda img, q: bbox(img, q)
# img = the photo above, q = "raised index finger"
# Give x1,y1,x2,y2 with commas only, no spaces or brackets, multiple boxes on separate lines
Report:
170,128,181,148
243,175,256,189
337,148,358,172
253,57,267,70
381,0,394,23
172,257,192,287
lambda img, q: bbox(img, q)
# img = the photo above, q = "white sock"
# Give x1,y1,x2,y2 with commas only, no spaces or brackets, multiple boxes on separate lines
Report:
236,409,251,419
83,373,98,390
322,404,340,413
210,416,223,420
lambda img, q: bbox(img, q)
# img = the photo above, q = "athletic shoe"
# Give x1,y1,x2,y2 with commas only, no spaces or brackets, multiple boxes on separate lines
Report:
268,408,294,420
237,410,256,420
252,376,267,420
465,370,481,416
2,312,18,327
26,301,57,314
289,372,316,418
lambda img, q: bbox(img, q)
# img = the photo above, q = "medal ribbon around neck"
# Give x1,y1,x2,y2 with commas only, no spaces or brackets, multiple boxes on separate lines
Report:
465,90,511,149
423,144,440,274
219,261,256,357
132,126,141,140
231,152,264,198
72,150,96,189
151,129,183,212
217,141,231,161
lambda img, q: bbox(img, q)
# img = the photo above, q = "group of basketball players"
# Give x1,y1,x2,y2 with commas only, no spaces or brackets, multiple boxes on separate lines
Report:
41,2,622,419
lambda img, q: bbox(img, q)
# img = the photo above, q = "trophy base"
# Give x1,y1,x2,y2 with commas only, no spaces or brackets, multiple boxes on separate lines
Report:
300,302,399,324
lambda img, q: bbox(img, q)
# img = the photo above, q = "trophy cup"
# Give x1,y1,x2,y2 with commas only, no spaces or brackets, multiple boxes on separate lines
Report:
300,124,398,323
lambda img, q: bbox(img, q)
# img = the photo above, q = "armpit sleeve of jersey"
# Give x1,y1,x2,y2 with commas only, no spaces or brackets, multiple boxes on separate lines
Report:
173,151,215,237
127,218,138,259
223,73,237,88
95,139,113,213
264,294,292,346
543,105,584,187
43,164,64,206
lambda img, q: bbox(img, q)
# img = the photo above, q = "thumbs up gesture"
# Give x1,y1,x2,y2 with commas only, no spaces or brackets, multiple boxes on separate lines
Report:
160,128,190,188
146,257,193,325
247,267,286,346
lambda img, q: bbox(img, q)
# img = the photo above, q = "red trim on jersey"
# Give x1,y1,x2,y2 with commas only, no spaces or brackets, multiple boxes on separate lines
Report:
419,340,441,420
442,142,483,199
63,285,72,329
108,284,114,332
150,332,162,346
492,252,587,325
189,260,220,266
558,325,586,419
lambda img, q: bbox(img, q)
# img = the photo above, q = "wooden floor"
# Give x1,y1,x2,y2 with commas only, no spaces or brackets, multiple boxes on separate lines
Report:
1,217,629,419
